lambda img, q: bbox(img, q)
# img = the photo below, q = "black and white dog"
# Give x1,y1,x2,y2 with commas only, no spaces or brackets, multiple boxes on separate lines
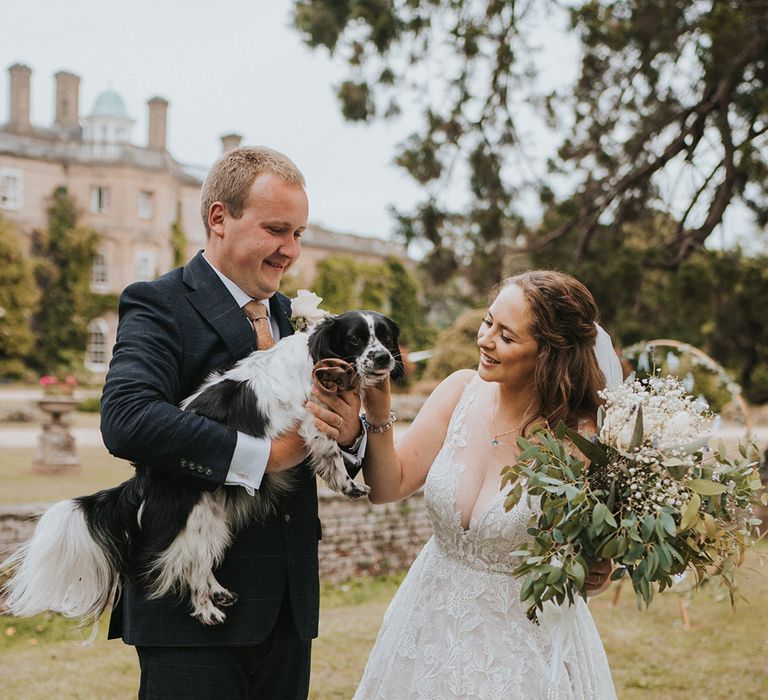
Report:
1,311,402,629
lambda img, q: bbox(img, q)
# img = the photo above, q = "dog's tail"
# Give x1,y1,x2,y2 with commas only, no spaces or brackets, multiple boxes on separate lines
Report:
1,480,138,630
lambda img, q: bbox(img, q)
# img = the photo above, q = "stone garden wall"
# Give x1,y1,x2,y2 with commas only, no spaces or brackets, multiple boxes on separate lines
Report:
0,492,433,584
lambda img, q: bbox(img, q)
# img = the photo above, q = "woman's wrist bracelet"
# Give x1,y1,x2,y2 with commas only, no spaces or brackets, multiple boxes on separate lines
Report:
361,411,397,434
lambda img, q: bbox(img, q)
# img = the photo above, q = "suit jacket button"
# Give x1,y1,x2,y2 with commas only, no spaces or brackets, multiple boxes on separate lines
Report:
284,513,291,523
196,465,204,473
204,468,213,476
180,459,187,468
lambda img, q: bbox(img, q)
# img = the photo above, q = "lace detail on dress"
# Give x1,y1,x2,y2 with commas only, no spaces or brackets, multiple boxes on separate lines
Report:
354,374,616,699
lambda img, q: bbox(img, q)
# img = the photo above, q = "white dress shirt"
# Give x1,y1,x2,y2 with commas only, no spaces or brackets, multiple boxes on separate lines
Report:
201,254,366,496
202,253,274,495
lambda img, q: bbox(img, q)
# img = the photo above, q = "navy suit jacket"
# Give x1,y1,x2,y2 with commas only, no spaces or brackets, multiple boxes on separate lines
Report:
101,251,320,645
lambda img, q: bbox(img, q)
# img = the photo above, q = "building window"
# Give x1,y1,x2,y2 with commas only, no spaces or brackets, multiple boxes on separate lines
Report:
135,251,156,282
85,319,109,371
0,169,23,210
91,253,109,291
90,185,110,213
138,190,154,220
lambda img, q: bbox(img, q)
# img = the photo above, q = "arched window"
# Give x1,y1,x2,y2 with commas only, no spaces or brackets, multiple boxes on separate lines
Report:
85,319,109,371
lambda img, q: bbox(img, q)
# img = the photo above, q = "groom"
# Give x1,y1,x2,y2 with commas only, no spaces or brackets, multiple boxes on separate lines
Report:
100,146,364,699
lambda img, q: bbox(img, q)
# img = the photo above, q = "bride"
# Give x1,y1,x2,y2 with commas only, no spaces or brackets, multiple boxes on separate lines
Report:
354,271,621,699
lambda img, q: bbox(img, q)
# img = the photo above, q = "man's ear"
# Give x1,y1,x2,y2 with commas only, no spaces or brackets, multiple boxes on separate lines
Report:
208,202,227,238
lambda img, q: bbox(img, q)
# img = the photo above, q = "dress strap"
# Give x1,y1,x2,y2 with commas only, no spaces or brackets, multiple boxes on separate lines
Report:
442,373,478,457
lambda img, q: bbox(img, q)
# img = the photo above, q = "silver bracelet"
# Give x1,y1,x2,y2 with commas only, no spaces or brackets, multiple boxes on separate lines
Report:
361,411,397,434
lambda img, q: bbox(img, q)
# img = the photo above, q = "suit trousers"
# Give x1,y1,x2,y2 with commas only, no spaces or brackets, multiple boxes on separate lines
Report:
135,594,311,699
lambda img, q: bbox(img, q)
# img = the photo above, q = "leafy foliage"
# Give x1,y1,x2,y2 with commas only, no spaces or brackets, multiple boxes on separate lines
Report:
30,187,99,374
530,220,768,402
313,254,432,348
423,307,485,380
502,384,765,622
294,0,768,280
0,217,38,378
170,200,187,268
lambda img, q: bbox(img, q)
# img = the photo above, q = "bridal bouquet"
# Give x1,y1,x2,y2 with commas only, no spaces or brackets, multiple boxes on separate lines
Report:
502,375,765,623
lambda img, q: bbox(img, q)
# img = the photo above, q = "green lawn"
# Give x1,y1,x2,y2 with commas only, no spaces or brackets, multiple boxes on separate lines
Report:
0,445,131,505
2,436,767,698
2,553,767,699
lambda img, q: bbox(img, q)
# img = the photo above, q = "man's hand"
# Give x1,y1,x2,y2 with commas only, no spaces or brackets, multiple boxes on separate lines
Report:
306,388,362,446
585,559,613,596
265,431,309,474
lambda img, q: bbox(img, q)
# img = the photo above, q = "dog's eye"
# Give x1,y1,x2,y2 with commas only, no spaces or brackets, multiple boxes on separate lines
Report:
349,335,362,346
381,332,391,343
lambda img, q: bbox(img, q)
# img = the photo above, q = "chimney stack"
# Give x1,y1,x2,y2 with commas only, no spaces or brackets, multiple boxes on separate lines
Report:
54,71,80,129
220,133,242,153
147,97,168,151
8,63,32,131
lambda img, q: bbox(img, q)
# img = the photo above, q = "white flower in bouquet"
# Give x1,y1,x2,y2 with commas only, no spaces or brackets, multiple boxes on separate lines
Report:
502,374,765,623
599,376,713,461
290,290,329,332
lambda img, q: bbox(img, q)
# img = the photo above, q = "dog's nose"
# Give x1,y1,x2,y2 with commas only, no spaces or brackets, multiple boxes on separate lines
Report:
372,351,393,369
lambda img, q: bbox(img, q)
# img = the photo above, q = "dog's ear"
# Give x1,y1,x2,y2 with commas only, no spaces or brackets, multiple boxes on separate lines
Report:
307,315,339,363
384,318,405,381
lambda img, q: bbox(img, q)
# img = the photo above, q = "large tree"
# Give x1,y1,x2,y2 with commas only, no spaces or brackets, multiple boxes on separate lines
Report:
294,0,768,285
31,186,99,373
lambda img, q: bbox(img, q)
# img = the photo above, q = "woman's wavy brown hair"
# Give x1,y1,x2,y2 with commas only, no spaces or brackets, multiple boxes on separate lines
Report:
496,270,606,432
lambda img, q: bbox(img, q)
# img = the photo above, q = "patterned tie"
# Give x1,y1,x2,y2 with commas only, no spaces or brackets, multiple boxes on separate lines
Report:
243,300,275,349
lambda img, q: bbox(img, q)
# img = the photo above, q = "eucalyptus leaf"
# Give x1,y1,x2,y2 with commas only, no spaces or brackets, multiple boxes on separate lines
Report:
592,503,607,529
566,428,609,467
570,560,586,589
641,514,655,539
688,479,728,496
664,461,690,479
660,512,676,536
679,492,701,531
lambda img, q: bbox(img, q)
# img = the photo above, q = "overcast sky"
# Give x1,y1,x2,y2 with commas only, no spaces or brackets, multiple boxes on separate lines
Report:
1,0,428,238
4,0,756,251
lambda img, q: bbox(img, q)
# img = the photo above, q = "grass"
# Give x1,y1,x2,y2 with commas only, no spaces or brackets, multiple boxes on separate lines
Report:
2,432,767,697
2,553,767,699
0,446,131,506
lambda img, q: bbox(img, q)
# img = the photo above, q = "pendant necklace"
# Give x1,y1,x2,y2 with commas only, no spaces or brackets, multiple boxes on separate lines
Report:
490,385,521,447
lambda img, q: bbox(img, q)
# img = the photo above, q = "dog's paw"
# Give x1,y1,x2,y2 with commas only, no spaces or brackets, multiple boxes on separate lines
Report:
191,597,228,625
343,481,371,499
212,589,238,608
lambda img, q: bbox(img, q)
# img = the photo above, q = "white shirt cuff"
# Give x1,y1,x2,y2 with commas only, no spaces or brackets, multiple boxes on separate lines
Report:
340,421,367,467
225,432,271,495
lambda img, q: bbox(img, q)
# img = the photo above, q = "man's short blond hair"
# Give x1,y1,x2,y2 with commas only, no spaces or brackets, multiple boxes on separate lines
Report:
200,146,306,236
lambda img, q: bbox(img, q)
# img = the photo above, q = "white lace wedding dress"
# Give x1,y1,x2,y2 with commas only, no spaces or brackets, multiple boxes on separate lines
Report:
354,375,617,699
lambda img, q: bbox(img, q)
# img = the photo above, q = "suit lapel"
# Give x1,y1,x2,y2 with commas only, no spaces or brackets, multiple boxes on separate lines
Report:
183,251,256,359
270,293,294,339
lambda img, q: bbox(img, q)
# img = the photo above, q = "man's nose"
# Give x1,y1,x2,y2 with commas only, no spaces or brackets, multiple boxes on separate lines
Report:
278,234,301,259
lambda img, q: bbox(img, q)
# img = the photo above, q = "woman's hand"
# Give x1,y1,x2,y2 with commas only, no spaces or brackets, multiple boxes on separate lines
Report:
585,559,613,596
362,376,392,425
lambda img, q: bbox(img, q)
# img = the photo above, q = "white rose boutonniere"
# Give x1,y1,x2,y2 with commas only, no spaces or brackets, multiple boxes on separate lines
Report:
290,289,329,332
